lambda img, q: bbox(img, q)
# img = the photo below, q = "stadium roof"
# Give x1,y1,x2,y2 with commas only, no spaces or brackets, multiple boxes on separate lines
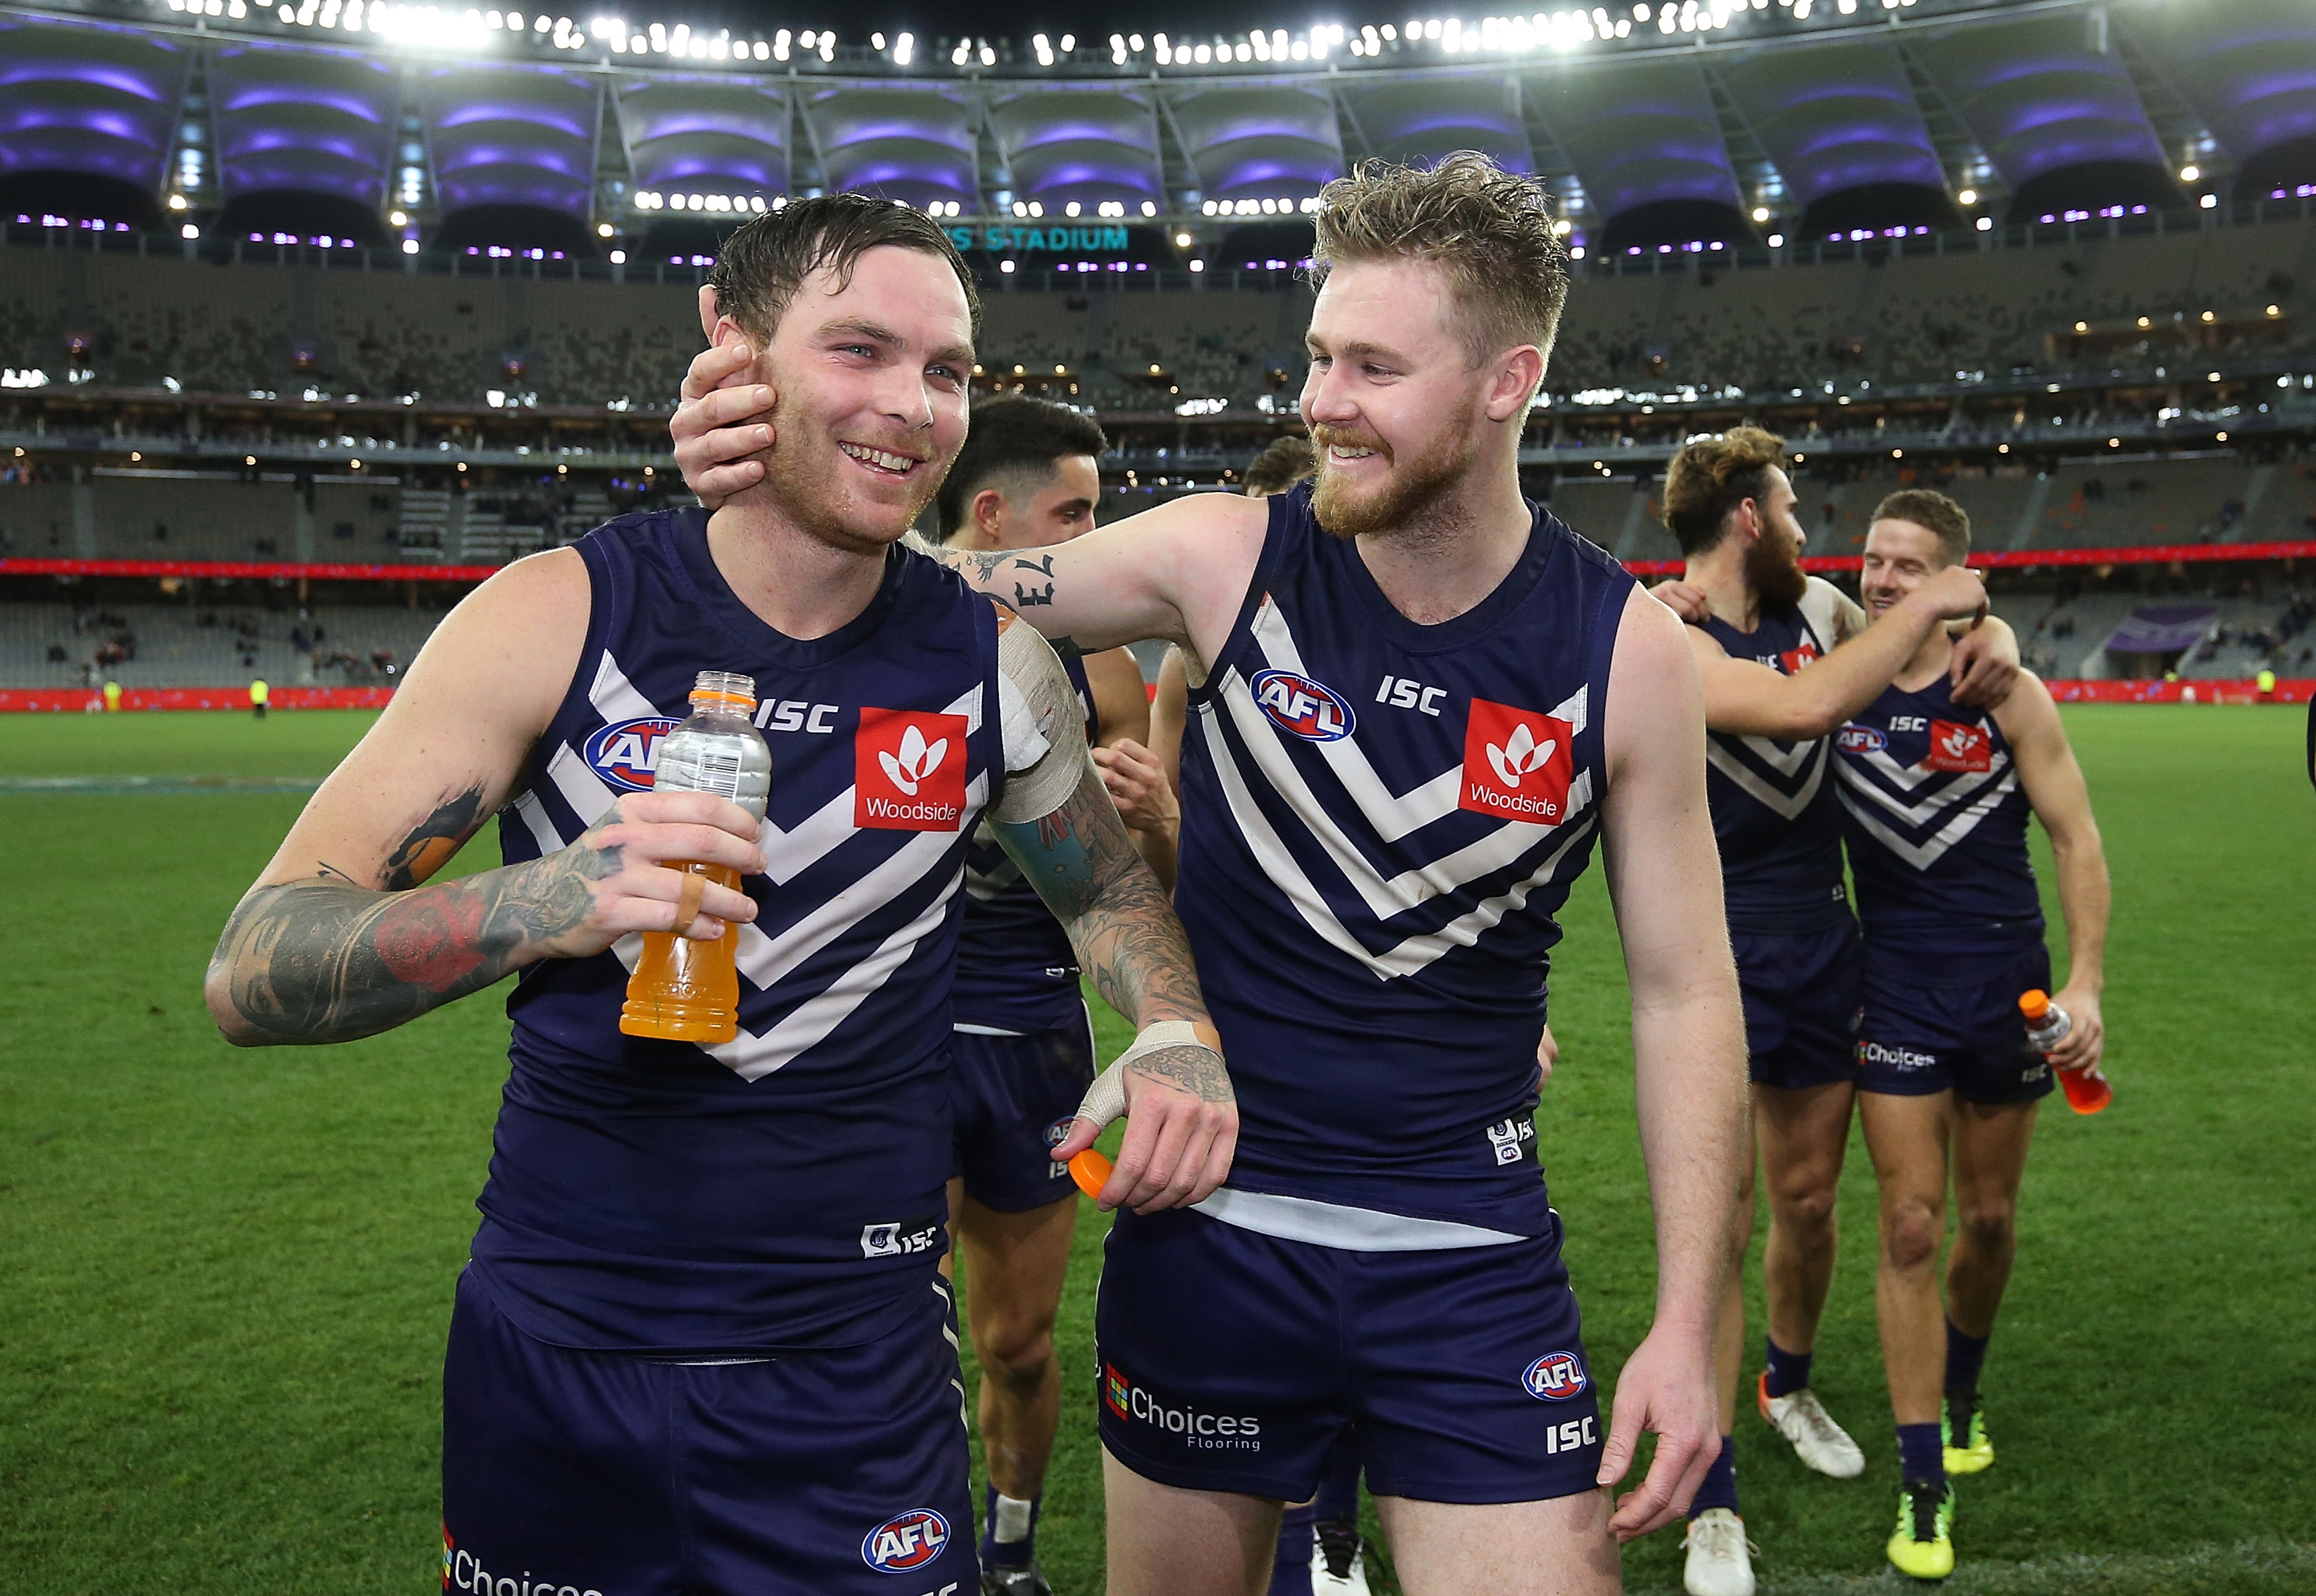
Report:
3,0,2313,244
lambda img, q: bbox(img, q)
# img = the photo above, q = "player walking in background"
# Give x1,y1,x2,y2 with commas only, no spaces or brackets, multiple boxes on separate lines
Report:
673,153,1746,1596
931,395,1168,1596
203,196,1235,1596
1651,432,2014,1596
1835,490,2110,1581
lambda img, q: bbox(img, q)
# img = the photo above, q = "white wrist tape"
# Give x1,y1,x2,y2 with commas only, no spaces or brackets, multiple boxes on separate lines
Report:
1072,1020,1225,1131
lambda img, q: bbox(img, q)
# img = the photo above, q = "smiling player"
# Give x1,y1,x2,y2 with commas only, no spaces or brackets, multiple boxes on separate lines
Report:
1834,490,2110,1581
204,195,1236,1596
673,154,1746,1596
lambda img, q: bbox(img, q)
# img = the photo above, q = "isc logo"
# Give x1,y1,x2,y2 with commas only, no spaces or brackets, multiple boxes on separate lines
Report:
860,1217,943,1258
1926,718,1992,772
1485,1116,1536,1167
862,1508,950,1573
1252,669,1356,742
583,715,681,792
1523,1351,1589,1402
1837,723,1888,755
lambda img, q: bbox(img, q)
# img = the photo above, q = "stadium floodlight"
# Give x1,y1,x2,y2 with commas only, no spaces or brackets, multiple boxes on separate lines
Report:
1976,217,1992,231
1766,233,1783,247
871,31,885,48
182,223,200,239
1750,206,1769,223
1958,188,1977,206
894,31,912,64
401,237,418,253
2179,164,2199,183
2200,194,2217,210
999,260,1015,273
609,249,625,263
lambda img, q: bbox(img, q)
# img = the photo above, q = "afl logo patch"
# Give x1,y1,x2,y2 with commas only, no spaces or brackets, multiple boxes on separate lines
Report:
1522,1351,1589,1402
1251,669,1355,742
1836,723,1886,755
584,715,681,792
862,1508,950,1573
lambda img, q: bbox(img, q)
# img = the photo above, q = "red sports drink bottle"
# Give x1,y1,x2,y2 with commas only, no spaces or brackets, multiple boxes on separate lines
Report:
2019,989,2111,1114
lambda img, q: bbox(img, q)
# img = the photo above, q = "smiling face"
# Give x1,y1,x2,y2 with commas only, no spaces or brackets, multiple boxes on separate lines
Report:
1300,256,1510,540
1860,517,1952,619
730,245,976,554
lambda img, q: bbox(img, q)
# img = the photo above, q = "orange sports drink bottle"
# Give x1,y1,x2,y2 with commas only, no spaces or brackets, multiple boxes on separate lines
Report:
2019,989,2111,1115
619,671,771,1044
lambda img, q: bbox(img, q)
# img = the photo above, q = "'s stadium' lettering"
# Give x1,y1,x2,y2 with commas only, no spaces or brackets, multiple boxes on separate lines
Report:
946,224,1132,256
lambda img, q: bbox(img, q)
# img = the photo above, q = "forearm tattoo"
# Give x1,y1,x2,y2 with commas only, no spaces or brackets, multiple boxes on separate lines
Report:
994,763,1208,1030
208,794,624,1046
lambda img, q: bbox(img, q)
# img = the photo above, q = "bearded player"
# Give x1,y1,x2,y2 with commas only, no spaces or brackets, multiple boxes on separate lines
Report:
1834,490,2108,1581
1649,432,2015,1596
674,154,1746,1596
204,195,1235,1596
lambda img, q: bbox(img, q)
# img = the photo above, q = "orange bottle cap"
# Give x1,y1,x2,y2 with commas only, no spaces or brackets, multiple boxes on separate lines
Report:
1068,1148,1112,1201
2019,989,2051,1020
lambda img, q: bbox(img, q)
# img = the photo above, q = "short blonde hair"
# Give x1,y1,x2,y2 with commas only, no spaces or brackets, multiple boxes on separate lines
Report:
1311,153,1571,367
1872,489,1971,566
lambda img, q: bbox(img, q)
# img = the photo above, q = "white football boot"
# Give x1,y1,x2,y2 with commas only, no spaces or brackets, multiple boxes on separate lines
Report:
1758,1371,1867,1479
1682,1509,1758,1596
1310,1520,1372,1596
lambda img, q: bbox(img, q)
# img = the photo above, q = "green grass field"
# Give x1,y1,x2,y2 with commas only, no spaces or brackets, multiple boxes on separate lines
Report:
3,706,2311,1593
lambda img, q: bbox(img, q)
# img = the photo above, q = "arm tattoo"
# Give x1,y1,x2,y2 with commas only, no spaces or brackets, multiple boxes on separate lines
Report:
992,762,1207,1030
207,804,626,1046
1124,1043,1234,1105
379,785,489,890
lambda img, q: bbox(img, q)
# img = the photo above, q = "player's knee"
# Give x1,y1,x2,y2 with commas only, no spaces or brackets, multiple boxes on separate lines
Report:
1954,1196,2016,1251
976,1312,1059,1392
1776,1178,1839,1235
1882,1201,1943,1270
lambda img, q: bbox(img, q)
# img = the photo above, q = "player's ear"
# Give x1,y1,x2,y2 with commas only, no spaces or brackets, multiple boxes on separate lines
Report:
1483,345,1545,422
973,487,1007,538
697,282,718,342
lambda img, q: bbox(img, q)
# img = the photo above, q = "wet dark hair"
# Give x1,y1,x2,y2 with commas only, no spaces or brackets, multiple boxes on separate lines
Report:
1661,426,1787,556
706,193,982,345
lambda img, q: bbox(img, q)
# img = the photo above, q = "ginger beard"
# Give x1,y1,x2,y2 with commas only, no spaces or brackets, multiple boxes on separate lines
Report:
1746,505,1809,609
1307,419,1477,541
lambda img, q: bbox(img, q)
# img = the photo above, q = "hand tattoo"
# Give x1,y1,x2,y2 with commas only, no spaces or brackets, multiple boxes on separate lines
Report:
1126,1044,1235,1105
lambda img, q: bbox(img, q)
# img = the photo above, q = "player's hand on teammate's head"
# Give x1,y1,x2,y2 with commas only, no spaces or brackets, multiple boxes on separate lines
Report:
1092,739,1179,836
1536,1022,1560,1083
2045,987,2104,1073
535,791,767,959
1597,1325,1720,1543
1648,580,1713,625
671,340,775,510
1949,611,2022,709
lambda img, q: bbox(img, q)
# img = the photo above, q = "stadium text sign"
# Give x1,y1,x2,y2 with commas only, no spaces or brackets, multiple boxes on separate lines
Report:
946,224,1131,257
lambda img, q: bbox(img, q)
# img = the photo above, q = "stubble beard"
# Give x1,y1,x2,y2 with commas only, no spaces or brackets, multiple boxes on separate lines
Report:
1747,522,1809,609
757,394,947,558
1308,425,1476,542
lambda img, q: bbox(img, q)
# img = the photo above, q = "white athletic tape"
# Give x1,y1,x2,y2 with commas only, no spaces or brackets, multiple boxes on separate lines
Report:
990,609,1084,824
1071,1019,1224,1132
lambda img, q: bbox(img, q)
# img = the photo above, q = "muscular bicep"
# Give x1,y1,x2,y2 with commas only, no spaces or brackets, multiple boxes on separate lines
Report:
249,552,586,894
1690,628,1813,739
925,494,1266,658
1998,674,2099,848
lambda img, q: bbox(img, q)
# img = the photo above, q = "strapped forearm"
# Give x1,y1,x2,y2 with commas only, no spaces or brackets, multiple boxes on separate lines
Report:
205,853,602,1047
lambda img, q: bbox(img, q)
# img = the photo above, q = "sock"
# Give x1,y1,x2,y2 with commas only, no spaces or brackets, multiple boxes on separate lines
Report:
1763,1337,1813,1399
1313,1439,1361,1526
1270,1502,1317,1596
980,1488,1039,1569
1897,1422,1946,1489
1688,1434,1738,1518
1944,1319,1990,1402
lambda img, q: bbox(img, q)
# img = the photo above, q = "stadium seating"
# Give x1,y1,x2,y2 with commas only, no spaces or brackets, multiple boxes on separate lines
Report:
0,599,452,688
7,215,2312,412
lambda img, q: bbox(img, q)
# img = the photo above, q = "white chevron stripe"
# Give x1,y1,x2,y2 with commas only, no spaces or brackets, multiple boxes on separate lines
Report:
1837,751,2011,831
1836,761,2018,869
1706,737,1826,820
1248,600,1589,843
545,742,619,829
588,648,663,723
1723,730,1819,778
707,865,963,1081
511,790,567,855
1197,706,1596,980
